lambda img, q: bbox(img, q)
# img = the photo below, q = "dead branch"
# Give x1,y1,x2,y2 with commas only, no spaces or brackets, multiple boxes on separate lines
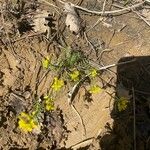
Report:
71,104,86,137
39,0,59,9
112,4,150,27
57,0,145,15
88,0,107,31
132,87,136,150
84,32,96,52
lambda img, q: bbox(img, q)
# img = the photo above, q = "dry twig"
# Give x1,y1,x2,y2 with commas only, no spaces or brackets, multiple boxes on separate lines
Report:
68,129,103,149
112,4,150,27
12,33,46,43
84,32,96,52
39,0,59,9
88,0,107,32
71,104,86,137
133,10,150,27
132,87,136,150
0,9,17,59
70,137,94,149
57,0,144,15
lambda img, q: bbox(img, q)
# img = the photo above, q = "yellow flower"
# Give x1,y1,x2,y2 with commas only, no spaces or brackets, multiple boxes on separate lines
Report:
89,85,102,94
90,69,98,77
31,111,36,116
51,77,64,91
42,56,50,69
44,96,55,111
69,70,80,81
18,112,39,132
117,97,129,112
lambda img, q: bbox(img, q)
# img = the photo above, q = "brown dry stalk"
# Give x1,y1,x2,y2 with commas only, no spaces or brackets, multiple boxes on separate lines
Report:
39,0,59,9
132,87,136,150
112,4,150,27
57,0,145,15
71,104,86,137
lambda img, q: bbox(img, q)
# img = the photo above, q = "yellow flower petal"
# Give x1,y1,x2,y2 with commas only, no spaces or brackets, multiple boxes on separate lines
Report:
44,96,55,111
89,85,102,94
44,95,49,100
117,97,129,112
46,104,55,111
18,112,39,132
18,119,32,132
51,77,64,91
90,69,98,77
42,56,50,69
69,70,80,81
19,112,31,121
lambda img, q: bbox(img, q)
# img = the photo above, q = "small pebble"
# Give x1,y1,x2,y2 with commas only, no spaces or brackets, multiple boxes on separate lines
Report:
23,91,31,99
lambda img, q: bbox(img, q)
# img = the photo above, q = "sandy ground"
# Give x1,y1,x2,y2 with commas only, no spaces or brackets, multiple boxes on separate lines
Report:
0,0,150,149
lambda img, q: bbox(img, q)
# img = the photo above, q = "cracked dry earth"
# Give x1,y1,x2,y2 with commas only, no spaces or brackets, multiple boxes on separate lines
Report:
0,0,150,149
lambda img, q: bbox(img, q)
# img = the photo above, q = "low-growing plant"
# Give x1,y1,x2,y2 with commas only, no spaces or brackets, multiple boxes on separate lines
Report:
18,112,40,133
44,95,55,111
42,46,102,98
116,96,129,112
51,77,64,91
90,68,98,78
18,46,104,133
89,85,102,94
69,70,80,81
42,56,51,69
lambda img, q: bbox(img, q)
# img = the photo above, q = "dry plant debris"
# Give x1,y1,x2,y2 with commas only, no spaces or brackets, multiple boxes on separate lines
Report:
64,2,80,34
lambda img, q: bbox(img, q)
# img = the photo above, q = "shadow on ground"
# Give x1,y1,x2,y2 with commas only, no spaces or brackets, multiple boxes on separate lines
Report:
100,56,150,150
